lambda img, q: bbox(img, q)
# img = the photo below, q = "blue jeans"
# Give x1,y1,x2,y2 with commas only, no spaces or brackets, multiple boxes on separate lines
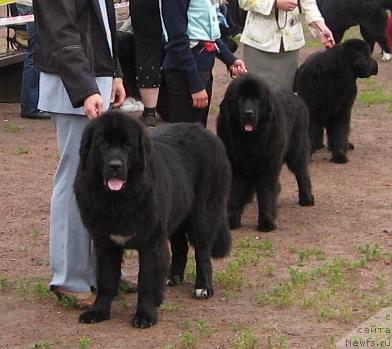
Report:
17,5,40,115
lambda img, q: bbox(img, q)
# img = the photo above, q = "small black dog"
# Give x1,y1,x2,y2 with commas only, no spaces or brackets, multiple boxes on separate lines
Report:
74,111,232,328
295,39,378,163
217,74,314,232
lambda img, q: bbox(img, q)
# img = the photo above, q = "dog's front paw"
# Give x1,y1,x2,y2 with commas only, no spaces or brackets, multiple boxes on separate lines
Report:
299,194,315,206
131,311,157,329
194,288,213,299
347,142,355,150
257,221,277,232
79,310,110,324
330,152,348,164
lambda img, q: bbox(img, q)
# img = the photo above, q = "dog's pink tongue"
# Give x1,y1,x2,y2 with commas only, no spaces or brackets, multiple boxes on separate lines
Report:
244,124,254,132
108,178,124,191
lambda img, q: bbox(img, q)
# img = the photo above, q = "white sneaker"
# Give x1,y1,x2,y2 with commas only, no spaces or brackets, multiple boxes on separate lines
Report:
120,97,144,112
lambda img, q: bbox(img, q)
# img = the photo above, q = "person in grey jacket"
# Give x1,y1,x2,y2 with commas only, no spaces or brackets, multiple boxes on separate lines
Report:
33,0,126,308
239,0,335,90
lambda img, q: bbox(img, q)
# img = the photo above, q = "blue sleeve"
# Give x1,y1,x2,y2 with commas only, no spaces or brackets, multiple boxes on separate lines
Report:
161,0,205,93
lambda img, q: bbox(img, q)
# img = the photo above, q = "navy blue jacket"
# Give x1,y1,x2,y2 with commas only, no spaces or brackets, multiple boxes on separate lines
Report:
160,0,237,93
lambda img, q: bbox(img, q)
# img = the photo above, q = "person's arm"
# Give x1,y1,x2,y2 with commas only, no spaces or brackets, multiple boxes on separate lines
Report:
300,0,335,48
33,0,99,108
215,39,247,77
160,0,204,94
238,0,275,15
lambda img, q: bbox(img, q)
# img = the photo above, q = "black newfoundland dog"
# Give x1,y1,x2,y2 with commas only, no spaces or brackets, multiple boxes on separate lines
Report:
74,111,232,328
295,39,378,164
317,0,392,61
217,74,314,233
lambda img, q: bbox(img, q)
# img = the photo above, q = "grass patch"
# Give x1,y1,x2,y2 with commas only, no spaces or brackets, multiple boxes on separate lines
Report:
358,88,392,107
160,302,181,312
78,338,91,349
31,228,42,238
32,341,53,349
267,335,288,349
0,275,11,291
255,247,392,323
234,328,258,349
16,145,30,154
216,237,274,290
179,331,197,348
4,122,21,133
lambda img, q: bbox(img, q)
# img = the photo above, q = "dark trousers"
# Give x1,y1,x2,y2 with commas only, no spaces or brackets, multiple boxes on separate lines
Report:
165,70,213,127
17,5,39,116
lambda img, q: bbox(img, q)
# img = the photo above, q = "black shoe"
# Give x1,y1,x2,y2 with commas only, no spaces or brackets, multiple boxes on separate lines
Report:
21,111,51,120
142,114,156,127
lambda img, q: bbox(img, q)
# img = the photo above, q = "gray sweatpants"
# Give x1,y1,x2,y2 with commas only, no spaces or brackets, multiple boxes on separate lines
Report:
50,114,96,292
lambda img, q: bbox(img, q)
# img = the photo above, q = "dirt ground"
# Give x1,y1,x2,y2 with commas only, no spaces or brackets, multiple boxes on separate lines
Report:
1,29,392,348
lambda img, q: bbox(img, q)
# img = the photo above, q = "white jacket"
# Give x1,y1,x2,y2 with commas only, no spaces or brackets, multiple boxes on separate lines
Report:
239,0,324,52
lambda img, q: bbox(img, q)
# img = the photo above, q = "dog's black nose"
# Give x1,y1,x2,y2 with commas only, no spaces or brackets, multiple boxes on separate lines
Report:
244,110,254,118
109,159,122,171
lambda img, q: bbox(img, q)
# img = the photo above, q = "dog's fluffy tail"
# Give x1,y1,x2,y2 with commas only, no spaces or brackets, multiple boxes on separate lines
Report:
381,0,392,11
211,223,232,259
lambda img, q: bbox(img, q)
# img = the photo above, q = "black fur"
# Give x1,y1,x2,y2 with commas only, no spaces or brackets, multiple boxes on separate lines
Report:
217,74,314,233
295,39,378,164
317,0,392,53
74,111,232,328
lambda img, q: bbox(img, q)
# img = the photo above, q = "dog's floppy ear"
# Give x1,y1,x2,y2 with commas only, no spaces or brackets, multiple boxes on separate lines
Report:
79,122,95,171
136,126,152,170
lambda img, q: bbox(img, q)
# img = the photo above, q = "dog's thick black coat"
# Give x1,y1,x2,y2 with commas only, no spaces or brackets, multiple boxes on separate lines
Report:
295,39,378,163
317,0,392,53
74,112,232,328
217,75,314,232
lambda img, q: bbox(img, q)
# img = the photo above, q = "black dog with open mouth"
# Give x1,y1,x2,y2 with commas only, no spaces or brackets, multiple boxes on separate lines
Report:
74,111,232,328
217,74,314,232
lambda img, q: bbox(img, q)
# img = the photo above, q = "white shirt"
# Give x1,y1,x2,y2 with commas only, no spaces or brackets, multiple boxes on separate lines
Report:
239,0,324,53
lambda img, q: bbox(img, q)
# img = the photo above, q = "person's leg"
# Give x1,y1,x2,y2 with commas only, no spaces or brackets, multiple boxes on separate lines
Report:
20,21,40,116
165,70,212,126
50,114,96,293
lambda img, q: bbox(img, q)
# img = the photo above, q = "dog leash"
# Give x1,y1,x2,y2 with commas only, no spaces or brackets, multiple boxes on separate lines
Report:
275,0,302,29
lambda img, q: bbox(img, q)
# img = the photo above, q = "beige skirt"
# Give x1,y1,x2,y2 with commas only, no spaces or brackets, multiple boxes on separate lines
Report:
243,44,299,91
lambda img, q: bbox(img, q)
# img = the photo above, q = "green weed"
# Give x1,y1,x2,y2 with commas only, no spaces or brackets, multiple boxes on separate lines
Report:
4,122,21,133
31,228,42,238
16,145,29,154
180,331,196,348
79,338,90,349
235,328,258,349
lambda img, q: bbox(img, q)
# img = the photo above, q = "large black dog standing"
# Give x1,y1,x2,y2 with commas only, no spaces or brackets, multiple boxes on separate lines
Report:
295,39,378,164
317,0,392,61
217,75,314,232
74,111,232,328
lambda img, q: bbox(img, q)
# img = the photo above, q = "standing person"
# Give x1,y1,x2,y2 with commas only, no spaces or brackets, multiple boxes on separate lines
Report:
160,0,247,127
33,0,126,307
130,0,163,127
15,0,50,119
239,0,335,91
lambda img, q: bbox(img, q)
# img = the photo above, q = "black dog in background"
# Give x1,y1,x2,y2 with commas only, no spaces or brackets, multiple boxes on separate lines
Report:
317,0,392,60
74,112,232,328
217,75,314,232
295,39,378,164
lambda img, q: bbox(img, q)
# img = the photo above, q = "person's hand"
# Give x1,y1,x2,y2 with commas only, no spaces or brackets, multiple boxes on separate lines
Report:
84,94,104,119
229,59,248,78
111,77,126,108
191,89,209,109
320,27,335,48
276,0,298,11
